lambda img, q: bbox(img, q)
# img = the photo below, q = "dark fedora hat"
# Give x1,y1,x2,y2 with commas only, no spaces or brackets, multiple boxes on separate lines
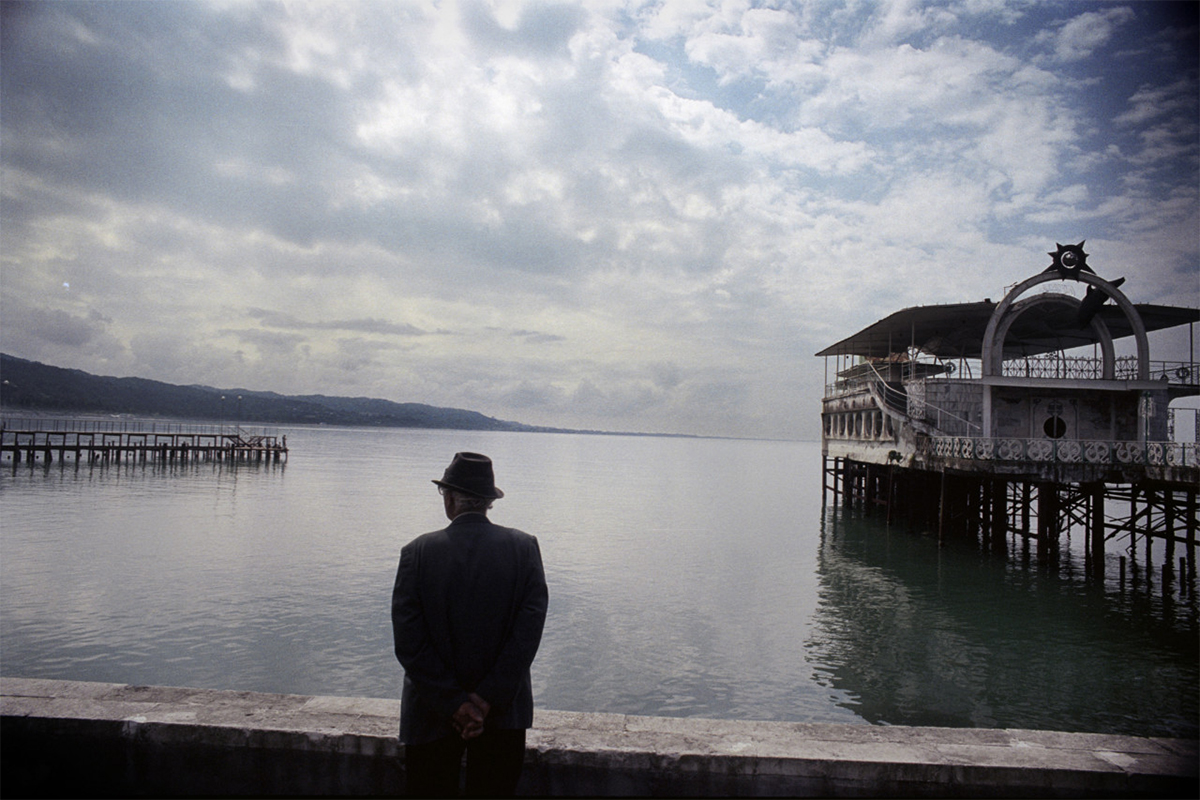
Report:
433,452,504,499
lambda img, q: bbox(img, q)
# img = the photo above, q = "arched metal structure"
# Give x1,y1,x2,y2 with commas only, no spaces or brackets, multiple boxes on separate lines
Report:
981,271,1149,379
980,271,1150,438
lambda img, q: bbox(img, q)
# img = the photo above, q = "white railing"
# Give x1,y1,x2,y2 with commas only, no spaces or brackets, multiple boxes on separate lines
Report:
825,364,984,441
904,380,980,437
922,407,979,437
923,436,1199,468
826,364,980,438
1002,356,1198,383
889,373,975,436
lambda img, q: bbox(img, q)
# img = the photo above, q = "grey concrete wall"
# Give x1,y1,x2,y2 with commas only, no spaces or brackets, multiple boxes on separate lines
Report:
3,677,1196,797
913,380,1171,443
989,386,1165,442
916,379,984,433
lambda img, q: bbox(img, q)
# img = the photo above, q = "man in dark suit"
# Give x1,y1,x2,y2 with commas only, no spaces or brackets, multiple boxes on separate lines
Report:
392,452,548,797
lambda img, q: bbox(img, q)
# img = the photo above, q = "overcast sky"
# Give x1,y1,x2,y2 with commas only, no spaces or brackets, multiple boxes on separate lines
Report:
2,0,1197,439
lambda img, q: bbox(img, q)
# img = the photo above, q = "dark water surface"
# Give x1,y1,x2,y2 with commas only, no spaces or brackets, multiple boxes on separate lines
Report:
1,426,1195,737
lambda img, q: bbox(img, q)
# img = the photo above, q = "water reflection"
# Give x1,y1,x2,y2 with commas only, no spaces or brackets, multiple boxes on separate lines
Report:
3,429,1196,737
807,506,1199,738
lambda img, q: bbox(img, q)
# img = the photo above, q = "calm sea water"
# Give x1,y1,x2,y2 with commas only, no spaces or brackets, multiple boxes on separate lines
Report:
1,426,1196,738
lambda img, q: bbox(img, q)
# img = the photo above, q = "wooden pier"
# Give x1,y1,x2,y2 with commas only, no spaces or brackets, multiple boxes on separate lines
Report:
823,455,1198,590
1,420,288,468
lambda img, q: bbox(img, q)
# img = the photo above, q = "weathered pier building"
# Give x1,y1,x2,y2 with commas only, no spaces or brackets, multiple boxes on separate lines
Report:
817,244,1199,585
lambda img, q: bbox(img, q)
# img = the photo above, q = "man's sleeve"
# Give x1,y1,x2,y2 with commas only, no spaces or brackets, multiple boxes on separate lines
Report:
474,536,549,708
391,544,471,718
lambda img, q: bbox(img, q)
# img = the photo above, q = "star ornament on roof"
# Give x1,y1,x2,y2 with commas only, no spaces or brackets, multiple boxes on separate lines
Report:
1047,241,1093,280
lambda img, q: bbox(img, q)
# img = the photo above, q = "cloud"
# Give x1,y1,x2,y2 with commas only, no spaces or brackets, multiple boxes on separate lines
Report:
511,329,567,344
128,330,241,383
227,328,308,357
17,307,113,349
1,0,1195,439
1050,6,1136,63
1111,78,1199,171
460,0,587,57
247,308,427,336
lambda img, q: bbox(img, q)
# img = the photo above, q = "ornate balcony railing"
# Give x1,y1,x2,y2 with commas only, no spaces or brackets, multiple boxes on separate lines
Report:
1001,356,1198,384
922,436,1199,468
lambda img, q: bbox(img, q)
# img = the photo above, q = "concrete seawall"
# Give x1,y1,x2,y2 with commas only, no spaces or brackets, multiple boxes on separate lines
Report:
2,677,1196,797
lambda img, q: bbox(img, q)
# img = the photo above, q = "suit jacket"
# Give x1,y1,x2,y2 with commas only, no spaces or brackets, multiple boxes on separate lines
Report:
391,512,548,745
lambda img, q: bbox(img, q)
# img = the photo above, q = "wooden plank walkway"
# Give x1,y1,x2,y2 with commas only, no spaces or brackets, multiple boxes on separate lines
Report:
1,423,287,467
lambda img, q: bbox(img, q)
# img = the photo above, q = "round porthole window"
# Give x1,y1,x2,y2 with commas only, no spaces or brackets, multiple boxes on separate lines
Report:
1043,415,1067,439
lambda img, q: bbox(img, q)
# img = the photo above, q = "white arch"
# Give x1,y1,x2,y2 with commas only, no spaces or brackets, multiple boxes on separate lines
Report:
982,272,1147,379
980,272,1148,436
991,292,1117,379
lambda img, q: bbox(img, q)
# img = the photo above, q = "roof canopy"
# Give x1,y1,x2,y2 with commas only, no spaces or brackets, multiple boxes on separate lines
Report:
815,300,1199,360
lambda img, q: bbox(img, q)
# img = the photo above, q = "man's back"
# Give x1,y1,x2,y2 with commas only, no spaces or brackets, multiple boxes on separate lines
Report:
392,512,548,744
391,452,547,796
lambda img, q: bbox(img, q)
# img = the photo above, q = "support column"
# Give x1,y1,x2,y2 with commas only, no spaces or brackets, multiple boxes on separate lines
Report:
1037,483,1059,565
992,479,1008,555
1088,483,1105,583
1165,489,1177,582
979,479,992,549
965,478,981,540
1187,490,1197,581
1144,485,1154,576
1021,483,1032,533
842,460,853,508
885,465,896,525
937,470,947,545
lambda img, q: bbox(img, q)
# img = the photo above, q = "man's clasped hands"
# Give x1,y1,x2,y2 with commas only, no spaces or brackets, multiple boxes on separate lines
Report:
451,693,491,740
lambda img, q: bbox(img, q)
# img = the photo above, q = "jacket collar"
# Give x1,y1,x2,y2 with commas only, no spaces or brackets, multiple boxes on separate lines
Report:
447,512,489,527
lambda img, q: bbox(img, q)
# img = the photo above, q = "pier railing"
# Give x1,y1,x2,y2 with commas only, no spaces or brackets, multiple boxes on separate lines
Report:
830,363,981,438
1000,357,1198,383
922,435,1199,469
1,418,288,466
829,358,1200,391
0,417,273,437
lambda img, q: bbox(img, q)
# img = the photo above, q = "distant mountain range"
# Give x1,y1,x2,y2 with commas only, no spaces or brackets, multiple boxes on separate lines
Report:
0,353,566,432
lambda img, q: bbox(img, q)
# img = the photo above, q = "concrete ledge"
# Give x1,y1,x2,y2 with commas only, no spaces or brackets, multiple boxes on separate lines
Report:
2,677,1196,797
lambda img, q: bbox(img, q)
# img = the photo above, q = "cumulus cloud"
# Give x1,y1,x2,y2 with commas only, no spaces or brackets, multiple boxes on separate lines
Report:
1,0,1195,438
1050,6,1136,63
